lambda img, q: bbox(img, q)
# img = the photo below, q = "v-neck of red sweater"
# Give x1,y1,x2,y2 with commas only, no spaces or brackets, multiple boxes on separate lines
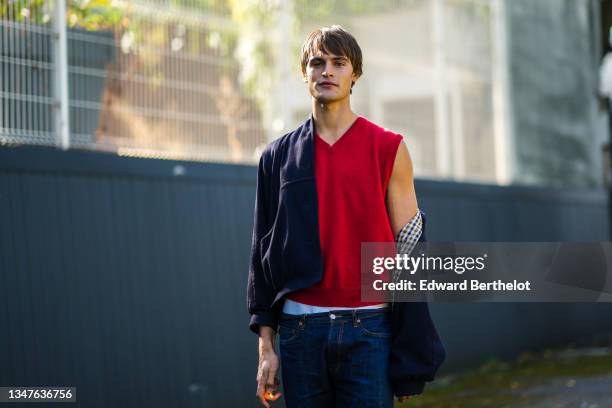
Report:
315,116,363,148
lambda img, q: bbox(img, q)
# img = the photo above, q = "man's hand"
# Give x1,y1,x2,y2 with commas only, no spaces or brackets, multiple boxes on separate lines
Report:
256,326,282,407
397,395,412,403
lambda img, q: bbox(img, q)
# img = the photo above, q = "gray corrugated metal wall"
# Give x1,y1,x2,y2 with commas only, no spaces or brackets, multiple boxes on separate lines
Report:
0,146,610,407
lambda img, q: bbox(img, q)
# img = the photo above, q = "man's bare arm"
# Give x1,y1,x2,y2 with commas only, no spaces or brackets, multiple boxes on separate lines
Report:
386,142,419,238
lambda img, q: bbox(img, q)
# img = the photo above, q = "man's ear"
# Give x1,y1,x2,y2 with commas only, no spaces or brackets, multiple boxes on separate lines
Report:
350,73,361,94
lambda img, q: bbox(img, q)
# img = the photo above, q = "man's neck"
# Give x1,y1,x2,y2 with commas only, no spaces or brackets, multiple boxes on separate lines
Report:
311,99,358,141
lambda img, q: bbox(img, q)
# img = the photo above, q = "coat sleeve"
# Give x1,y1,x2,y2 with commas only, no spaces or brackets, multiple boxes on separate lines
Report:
246,151,280,335
388,210,447,396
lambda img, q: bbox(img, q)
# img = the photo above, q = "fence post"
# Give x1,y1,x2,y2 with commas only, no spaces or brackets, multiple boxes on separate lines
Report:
52,0,70,150
432,0,451,178
491,0,515,186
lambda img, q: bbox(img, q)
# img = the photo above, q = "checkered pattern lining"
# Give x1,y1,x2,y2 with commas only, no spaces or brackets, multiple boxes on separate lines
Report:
390,209,423,308
392,209,423,284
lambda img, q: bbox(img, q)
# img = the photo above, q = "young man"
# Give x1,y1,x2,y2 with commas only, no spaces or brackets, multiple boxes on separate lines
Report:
247,25,445,408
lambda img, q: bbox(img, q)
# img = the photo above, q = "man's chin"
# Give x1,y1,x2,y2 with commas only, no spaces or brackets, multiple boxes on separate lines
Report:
313,94,343,104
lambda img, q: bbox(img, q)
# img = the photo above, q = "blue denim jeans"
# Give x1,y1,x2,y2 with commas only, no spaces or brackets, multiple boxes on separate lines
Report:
278,308,393,408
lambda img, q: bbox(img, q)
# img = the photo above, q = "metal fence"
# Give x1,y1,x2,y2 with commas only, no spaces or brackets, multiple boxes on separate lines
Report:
1,0,267,163
1,0,508,179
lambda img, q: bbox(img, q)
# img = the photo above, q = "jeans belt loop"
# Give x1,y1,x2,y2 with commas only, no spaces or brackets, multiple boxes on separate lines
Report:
298,314,306,328
352,309,359,327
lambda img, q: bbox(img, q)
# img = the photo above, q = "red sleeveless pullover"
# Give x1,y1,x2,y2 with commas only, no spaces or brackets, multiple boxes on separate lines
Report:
286,116,404,307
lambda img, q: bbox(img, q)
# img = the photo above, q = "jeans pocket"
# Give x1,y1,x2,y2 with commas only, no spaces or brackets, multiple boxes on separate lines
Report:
278,320,301,345
357,314,392,338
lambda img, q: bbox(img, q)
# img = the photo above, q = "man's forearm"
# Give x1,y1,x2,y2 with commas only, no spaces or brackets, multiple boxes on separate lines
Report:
259,325,276,351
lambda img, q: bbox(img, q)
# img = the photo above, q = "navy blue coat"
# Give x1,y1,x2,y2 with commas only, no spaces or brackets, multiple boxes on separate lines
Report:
246,115,446,396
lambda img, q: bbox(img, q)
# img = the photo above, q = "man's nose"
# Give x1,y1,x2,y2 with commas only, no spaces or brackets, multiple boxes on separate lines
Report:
322,63,334,76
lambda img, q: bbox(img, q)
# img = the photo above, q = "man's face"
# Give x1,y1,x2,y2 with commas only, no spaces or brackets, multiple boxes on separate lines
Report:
304,49,358,103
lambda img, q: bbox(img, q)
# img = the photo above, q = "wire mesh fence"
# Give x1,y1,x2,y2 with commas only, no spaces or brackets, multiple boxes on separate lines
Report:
1,0,268,163
1,0,56,145
1,0,506,180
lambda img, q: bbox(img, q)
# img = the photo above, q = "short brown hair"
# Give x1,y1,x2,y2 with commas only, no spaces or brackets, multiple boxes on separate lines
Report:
300,25,363,79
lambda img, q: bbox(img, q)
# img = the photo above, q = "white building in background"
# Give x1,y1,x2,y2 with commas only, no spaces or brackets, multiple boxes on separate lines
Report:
270,0,607,189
